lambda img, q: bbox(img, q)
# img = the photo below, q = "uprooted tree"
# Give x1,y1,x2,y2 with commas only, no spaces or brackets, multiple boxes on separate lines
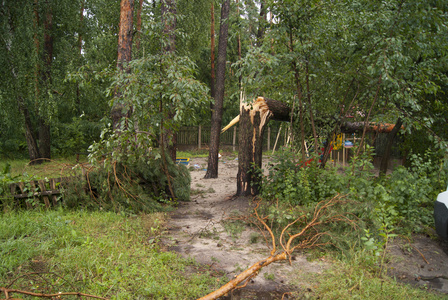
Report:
197,194,354,300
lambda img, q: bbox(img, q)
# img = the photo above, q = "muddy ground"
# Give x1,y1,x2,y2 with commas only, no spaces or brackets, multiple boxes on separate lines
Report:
163,155,448,299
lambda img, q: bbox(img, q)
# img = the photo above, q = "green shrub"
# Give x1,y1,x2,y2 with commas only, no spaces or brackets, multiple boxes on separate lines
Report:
62,151,190,213
261,147,447,234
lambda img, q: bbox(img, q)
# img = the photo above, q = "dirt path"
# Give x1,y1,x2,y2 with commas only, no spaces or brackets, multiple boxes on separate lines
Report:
163,155,448,298
163,156,327,298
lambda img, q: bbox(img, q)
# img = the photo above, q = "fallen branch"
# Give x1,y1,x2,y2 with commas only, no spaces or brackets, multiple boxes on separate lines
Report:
198,194,353,300
0,287,108,300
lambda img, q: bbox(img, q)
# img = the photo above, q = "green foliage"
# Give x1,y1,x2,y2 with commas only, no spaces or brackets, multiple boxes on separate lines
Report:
374,151,448,232
63,151,190,214
262,146,446,235
0,209,225,298
0,163,21,209
261,147,375,206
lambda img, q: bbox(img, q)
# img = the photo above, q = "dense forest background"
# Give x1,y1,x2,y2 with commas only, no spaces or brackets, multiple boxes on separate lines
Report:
1,0,447,167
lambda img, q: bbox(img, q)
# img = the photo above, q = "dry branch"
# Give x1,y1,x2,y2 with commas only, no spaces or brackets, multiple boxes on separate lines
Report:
0,287,108,300
198,195,352,300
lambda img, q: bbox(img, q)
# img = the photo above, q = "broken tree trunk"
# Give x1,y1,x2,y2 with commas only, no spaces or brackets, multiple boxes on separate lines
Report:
341,121,404,134
235,97,290,196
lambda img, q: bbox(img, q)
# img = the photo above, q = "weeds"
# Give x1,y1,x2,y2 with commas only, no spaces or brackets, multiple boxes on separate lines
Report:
0,209,225,299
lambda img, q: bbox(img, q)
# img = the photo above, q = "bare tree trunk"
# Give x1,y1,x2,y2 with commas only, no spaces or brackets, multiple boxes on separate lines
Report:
210,2,216,99
205,0,230,179
76,0,85,114
111,0,134,132
256,0,266,46
305,60,318,149
356,76,382,156
135,0,144,54
236,0,242,89
38,2,53,159
17,97,41,163
380,117,403,175
161,0,177,162
289,29,306,162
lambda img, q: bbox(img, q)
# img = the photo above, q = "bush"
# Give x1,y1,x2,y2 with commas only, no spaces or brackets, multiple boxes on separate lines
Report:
260,147,447,234
63,152,190,213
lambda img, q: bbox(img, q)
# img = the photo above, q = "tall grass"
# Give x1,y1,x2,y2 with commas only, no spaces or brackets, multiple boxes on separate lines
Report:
0,209,225,299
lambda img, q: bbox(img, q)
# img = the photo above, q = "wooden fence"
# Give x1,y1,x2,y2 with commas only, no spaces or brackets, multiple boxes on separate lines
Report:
8,177,73,209
177,125,289,152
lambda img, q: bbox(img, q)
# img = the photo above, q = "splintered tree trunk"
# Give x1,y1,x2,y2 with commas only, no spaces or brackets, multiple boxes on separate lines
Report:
205,0,230,179
236,108,270,196
236,97,290,196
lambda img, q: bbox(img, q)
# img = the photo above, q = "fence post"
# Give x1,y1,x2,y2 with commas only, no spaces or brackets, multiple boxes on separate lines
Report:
198,125,202,150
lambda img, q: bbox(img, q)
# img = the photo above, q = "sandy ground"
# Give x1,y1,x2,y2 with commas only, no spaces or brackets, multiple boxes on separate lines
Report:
163,155,448,298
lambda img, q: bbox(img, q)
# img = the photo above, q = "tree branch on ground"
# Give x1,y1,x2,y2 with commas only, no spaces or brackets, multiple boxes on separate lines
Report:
0,287,108,300
198,194,355,300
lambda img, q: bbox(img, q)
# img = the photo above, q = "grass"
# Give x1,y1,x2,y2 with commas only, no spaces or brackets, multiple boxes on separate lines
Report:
0,209,226,299
177,150,209,158
0,156,88,181
289,259,444,299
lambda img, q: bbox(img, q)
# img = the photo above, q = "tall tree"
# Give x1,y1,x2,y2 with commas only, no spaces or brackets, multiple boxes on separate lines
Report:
38,1,53,159
111,0,134,132
135,0,144,54
210,1,216,99
205,0,230,179
161,0,177,162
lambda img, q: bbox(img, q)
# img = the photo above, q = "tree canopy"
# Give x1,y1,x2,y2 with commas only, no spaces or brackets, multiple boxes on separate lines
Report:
0,0,446,168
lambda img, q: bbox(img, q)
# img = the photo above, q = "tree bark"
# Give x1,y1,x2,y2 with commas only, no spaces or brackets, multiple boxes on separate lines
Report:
380,117,403,175
135,0,144,53
161,0,176,53
111,0,134,132
17,97,41,164
305,60,318,149
236,97,290,196
38,2,53,159
76,0,85,114
341,122,403,133
289,29,306,162
205,0,230,179
210,2,216,100
236,108,268,196
256,0,266,46
161,0,177,162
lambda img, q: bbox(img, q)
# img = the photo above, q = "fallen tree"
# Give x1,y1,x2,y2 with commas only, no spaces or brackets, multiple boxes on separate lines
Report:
222,97,405,196
197,194,354,300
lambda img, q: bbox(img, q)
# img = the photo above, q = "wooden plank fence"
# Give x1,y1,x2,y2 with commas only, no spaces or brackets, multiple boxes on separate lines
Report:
178,125,287,151
8,177,73,208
